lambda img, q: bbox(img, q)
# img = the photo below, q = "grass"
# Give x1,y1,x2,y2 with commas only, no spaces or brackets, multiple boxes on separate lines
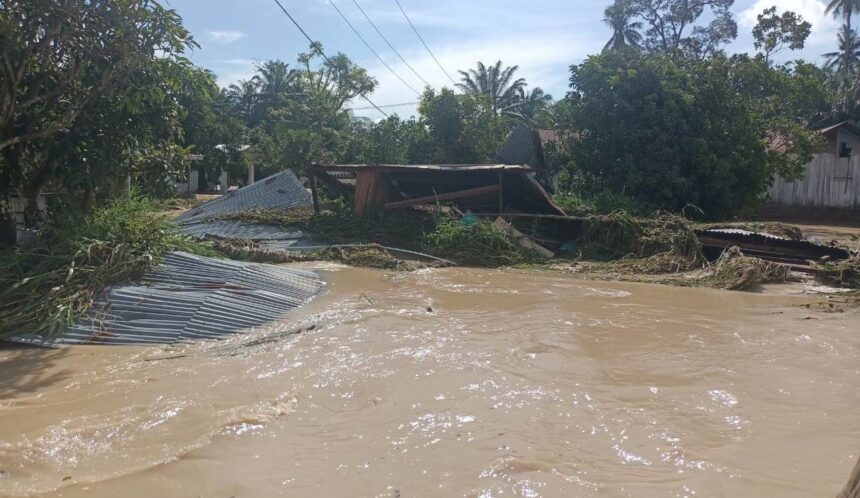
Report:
0,193,216,339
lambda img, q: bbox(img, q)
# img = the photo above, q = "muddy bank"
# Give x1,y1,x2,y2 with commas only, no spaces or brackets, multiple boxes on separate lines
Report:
1,267,858,497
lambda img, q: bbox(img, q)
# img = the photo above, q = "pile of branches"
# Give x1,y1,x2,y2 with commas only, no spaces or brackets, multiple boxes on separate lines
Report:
0,194,214,339
700,246,792,291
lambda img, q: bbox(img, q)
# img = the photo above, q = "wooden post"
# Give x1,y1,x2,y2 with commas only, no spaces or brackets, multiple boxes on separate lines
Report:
309,171,320,215
498,171,504,213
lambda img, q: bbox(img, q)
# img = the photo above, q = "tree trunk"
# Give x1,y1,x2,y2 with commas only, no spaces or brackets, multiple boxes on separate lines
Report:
0,194,16,246
0,147,19,245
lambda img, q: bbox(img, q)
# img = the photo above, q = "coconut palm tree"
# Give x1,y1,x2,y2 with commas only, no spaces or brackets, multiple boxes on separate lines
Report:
603,0,642,52
226,79,261,123
824,24,860,77
506,87,553,124
456,61,526,116
255,60,299,97
825,0,860,32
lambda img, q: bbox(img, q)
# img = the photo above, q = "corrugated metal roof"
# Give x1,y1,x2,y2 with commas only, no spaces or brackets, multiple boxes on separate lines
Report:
695,228,851,261
177,169,312,225
496,123,543,168
18,252,324,346
180,220,305,241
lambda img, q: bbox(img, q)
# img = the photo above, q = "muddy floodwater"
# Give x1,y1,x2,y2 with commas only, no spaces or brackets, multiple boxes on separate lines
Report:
1,267,858,497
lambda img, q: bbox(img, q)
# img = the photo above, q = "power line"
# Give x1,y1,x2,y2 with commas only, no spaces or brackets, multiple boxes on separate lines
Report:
351,101,418,111
393,0,457,86
352,0,432,89
271,0,389,117
328,0,421,96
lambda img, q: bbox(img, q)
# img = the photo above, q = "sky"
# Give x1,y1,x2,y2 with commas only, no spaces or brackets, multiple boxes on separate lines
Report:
169,0,842,119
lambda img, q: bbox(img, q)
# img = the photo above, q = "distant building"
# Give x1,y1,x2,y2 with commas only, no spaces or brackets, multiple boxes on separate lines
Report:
768,121,860,210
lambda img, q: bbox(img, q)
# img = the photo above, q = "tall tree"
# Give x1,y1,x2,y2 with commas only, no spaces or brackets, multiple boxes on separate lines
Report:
630,0,737,59
752,6,811,64
291,42,376,168
566,50,820,218
603,0,643,51
456,61,526,116
0,0,194,243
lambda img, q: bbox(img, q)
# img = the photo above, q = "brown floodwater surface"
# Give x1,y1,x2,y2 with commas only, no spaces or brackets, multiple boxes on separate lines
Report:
1,267,858,497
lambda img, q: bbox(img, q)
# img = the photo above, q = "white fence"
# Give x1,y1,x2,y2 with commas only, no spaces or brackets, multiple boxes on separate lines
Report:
768,154,860,208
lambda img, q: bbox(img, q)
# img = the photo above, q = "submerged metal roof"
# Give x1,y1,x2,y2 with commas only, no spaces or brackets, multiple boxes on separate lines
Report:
23,252,324,346
177,169,312,225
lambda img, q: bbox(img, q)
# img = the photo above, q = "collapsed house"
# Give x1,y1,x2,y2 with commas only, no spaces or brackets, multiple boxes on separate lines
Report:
311,125,565,216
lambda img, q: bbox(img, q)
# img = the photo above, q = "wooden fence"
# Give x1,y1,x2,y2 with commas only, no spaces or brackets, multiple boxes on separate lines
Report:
768,154,860,208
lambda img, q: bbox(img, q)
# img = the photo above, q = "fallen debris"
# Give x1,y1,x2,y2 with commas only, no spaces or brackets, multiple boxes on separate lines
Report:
576,212,704,273
699,246,792,291
213,239,450,270
695,227,850,269
493,217,554,258
815,255,860,289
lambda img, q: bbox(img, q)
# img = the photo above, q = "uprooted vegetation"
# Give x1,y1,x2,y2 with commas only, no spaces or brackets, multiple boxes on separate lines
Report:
217,208,543,267
211,239,437,271
697,246,792,291
572,212,705,273
816,256,860,289
0,194,216,339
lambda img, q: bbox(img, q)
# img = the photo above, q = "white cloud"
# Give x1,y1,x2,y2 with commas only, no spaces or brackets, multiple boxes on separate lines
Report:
207,30,247,45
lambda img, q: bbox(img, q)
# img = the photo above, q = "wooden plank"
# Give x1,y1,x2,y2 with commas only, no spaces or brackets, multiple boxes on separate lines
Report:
493,217,554,258
354,171,388,215
384,184,500,210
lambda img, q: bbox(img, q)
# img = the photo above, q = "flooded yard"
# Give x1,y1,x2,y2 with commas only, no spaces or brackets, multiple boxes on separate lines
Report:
1,267,858,497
